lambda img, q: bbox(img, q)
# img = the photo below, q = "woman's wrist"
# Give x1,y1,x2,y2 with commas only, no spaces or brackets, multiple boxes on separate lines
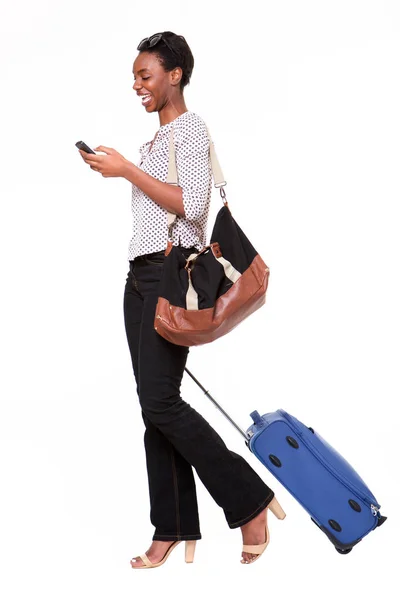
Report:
122,160,139,183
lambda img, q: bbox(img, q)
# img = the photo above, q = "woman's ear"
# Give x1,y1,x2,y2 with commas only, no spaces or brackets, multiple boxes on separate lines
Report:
171,66,183,87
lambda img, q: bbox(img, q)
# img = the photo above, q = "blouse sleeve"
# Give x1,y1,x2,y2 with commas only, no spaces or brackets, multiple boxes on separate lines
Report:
174,115,211,222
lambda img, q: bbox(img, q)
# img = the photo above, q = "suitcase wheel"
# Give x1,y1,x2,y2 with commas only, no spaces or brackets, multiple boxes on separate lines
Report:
311,518,355,554
335,547,352,554
376,515,387,527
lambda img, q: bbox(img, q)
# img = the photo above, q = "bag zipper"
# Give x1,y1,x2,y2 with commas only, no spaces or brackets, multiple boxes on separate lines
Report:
155,314,169,328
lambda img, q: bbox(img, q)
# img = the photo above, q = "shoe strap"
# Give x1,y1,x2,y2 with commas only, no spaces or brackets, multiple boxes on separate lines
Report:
242,543,267,554
140,553,153,567
242,526,269,554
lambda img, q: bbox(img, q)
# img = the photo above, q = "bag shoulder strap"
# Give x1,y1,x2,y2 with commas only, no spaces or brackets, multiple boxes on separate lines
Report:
166,123,227,235
166,123,226,186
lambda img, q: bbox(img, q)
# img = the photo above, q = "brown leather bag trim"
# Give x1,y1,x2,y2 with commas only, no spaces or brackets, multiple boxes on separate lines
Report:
154,254,270,346
210,242,222,259
165,240,173,256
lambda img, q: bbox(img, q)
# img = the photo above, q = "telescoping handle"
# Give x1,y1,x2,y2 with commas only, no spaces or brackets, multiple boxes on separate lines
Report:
184,367,251,442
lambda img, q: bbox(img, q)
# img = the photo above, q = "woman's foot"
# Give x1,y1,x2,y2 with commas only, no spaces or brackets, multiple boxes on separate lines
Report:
240,507,268,564
130,540,177,568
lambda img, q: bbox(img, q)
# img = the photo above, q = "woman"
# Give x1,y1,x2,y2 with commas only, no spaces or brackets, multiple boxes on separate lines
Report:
78,30,286,569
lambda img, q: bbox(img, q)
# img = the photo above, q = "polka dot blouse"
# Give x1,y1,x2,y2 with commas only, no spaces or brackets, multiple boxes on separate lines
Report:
127,110,213,261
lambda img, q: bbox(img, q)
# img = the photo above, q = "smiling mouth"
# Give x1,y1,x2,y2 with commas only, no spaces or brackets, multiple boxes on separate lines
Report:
140,94,152,106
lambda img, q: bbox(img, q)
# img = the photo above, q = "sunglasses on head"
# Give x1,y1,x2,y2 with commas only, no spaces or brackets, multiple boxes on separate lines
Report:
137,32,185,53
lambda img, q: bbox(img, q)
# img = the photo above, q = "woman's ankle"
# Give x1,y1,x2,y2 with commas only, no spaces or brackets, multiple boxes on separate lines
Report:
241,507,267,530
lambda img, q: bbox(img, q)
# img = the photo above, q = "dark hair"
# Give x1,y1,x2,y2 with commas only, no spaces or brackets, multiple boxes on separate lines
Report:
138,31,194,94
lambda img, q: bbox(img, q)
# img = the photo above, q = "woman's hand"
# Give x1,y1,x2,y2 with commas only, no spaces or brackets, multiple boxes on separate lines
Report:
78,145,129,178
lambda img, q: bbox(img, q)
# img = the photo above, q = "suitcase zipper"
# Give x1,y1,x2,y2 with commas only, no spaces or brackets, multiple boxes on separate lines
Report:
275,410,380,511
370,504,380,516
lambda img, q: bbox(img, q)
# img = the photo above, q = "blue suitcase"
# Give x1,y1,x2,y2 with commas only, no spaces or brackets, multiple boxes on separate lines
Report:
185,369,387,554
245,408,386,553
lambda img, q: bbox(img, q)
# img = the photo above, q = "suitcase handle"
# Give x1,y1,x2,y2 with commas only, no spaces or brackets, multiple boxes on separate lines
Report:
184,367,251,442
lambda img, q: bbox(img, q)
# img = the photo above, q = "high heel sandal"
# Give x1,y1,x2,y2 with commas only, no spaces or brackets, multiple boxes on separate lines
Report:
130,540,197,569
241,496,286,564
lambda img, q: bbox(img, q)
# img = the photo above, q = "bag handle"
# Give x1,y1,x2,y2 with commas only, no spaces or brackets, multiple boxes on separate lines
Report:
166,124,228,239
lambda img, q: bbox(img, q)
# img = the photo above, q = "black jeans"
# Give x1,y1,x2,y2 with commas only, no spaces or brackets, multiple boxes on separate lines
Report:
123,247,274,541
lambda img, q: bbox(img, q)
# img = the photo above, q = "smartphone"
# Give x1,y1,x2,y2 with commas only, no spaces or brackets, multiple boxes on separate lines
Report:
75,141,96,154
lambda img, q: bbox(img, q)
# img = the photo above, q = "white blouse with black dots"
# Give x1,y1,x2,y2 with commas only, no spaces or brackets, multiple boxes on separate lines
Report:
127,110,213,261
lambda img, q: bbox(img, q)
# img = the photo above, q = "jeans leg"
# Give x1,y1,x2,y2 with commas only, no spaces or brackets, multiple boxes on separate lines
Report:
141,410,201,541
123,269,201,541
123,271,142,397
137,268,275,530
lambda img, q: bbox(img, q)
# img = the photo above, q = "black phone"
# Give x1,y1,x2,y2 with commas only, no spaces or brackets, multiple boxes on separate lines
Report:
75,141,96,154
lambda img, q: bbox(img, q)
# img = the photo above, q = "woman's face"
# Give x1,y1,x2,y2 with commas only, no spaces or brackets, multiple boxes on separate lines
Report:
132,51,181,112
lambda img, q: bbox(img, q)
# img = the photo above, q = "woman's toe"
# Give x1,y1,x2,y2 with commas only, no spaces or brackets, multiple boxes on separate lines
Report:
130,556,143,567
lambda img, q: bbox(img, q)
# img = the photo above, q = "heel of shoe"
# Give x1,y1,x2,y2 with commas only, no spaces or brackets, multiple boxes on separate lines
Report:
185,540,196,563
268,497,286,520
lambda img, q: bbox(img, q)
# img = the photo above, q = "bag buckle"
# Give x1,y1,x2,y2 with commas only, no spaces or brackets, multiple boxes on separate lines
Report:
184,243,222,270
184,252,199,271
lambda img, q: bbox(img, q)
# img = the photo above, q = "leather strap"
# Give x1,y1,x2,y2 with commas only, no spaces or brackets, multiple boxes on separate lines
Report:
166,123,227,239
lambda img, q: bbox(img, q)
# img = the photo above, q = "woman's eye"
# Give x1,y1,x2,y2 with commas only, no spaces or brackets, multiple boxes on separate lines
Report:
133,76,150,83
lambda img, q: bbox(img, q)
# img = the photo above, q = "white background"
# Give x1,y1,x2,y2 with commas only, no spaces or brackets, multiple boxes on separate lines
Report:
0,0,399,597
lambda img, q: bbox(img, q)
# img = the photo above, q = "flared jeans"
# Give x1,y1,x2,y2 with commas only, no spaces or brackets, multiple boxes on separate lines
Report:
123,247,275,541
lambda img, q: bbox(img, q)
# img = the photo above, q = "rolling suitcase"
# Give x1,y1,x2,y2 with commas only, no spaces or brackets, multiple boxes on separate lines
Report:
185,368,387,554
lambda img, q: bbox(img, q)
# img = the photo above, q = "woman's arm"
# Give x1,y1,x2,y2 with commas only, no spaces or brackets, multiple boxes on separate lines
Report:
122,162,186,217
174,118,211,222
87,116,210,219
123,115,210,221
